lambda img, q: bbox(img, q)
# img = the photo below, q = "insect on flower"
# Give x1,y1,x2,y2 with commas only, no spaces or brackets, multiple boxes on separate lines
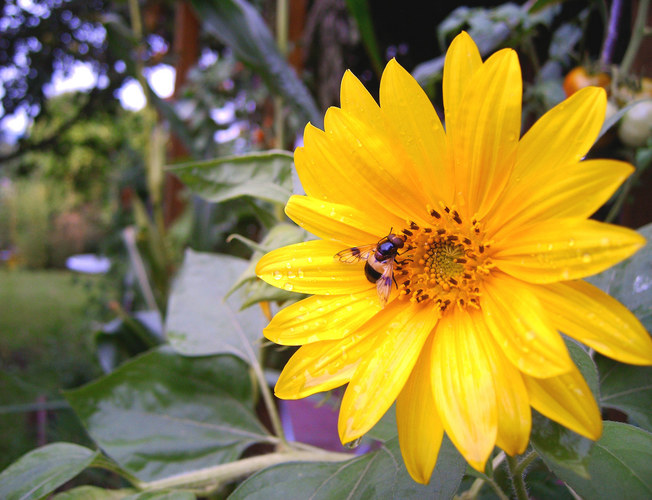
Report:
335,231,405,307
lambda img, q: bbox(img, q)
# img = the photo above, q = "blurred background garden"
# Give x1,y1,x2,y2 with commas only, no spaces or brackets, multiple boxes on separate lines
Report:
0,0,651,497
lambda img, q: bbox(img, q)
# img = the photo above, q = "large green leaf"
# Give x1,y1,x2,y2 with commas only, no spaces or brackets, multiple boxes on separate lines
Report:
53,487,196,500
190,0,322,127
587,222,652,332
0,443,98,500
530,339,600,478
545,422,652,499
169,150,294,206
229,436,465,499
597,354,652,432
65,348,270,483
165,250,264,358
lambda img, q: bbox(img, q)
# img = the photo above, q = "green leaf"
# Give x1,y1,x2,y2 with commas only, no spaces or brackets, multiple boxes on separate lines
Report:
53,486,196,500
530,411,594,478
597,354,652,432
165,250,264,358
344,0,383,77
229,436,465,499
169,150,294,206
566,337,600,402
65,347,271,483
124,492,196,500
0,443,98,500
530,339,600,478
587,222,652,331
545,422,652,499
189,0,322,126
53,486,137,500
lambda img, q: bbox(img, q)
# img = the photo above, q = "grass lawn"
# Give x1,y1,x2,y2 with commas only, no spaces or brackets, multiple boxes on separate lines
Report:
0,268,104,469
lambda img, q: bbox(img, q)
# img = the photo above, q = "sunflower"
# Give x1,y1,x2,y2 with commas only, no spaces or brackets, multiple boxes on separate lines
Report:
256,32,652,483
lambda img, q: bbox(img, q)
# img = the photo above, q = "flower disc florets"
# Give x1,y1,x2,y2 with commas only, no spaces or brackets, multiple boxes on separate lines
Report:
396,206,492,312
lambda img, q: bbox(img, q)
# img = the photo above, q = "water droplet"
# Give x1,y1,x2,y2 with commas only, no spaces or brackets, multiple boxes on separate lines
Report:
297,269,305,278
568,238,575,247
581,253,591,263
272,270,283,280
283,283,294,291
525,330,536,341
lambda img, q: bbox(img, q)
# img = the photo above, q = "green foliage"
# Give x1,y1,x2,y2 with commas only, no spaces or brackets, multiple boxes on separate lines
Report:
165,250,263,359
189,0,322,127
3,1,652,499
231,437,465,500
65,348,269,483
542,422,652,499
168,150,294,206
0,443,98,500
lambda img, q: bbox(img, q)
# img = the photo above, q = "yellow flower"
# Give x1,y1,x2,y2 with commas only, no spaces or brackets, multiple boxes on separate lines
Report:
256,32,652,483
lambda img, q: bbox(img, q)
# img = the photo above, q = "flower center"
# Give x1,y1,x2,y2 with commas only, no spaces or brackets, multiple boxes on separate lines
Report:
395,206,493,313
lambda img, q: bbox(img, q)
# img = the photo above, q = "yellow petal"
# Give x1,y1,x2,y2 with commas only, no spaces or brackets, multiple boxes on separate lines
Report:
379,59,452,207
489,86,607,232
473,315,531,455
397,333,444,484
523,363,602,441
491,160,633,237
275,327,380,399
256,240,372,295
264,290,381,345
340,69,384,124
431,310,497,472
494,219,645,284
443,31,482,139
338,302,438,443
285,195,389,246
534,280,652,365
482,273,573,377
451,48,522,219
323,106,429,223
296,126,405,229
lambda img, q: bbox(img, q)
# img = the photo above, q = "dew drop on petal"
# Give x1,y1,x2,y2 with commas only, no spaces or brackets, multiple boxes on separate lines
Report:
272,270,283,280
581,253,592,263
284,283,294,291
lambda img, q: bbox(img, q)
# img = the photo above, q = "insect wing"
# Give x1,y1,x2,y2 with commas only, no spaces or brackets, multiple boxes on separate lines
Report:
375,263,395,308
335,244,375,264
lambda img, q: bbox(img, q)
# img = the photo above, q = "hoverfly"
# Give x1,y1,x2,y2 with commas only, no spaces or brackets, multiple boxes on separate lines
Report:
335,232,405,307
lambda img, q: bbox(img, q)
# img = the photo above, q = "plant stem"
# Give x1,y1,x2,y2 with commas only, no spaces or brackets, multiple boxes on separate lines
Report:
274,0,289,149
620,0,650,74
514,450,538,477
506,455,529,500
223,303,286,442
136,449,351,492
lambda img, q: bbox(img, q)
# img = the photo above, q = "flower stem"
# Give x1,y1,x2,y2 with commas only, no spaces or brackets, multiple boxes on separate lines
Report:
135,448,352,492
620,0,650,75
506,455,529,500
514,450,538,477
